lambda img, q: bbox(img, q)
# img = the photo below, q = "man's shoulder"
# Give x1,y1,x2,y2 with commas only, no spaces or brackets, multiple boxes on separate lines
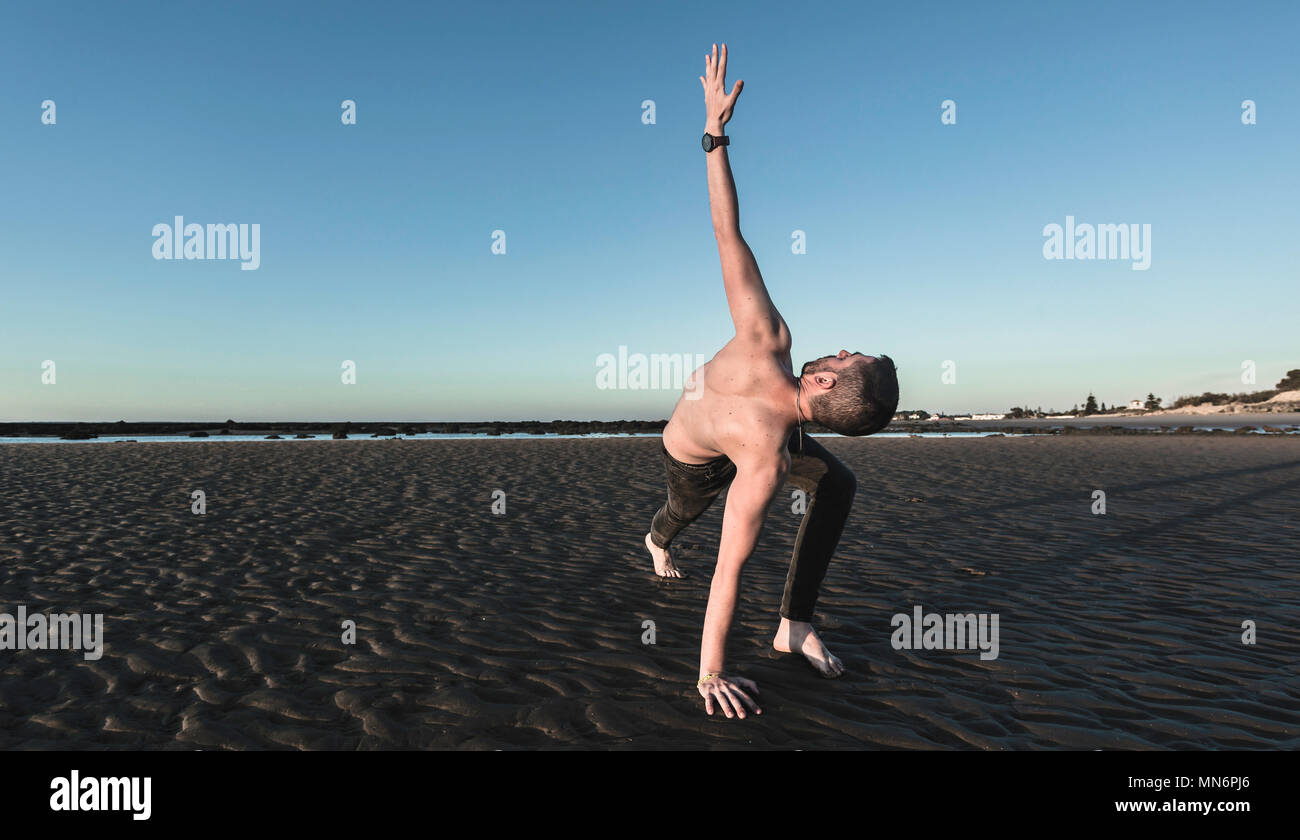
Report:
713,335,793,386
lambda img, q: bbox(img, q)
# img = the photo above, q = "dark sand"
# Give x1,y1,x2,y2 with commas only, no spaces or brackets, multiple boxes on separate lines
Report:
1,437,1297,749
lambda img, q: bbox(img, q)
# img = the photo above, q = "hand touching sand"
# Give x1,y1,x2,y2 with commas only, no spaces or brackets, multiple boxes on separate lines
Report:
698,672,761,719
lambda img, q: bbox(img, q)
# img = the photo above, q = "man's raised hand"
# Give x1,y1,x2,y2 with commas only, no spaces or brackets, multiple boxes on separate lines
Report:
700,42,743,134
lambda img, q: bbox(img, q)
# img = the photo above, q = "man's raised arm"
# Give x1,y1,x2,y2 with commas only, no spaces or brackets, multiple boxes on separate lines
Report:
701,44,783,342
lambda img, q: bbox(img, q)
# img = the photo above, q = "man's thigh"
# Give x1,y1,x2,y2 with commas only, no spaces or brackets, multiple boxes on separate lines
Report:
785,431,855,493
662,446,737,515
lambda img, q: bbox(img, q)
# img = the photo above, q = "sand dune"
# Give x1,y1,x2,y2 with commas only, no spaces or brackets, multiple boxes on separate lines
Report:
0,437,1297,749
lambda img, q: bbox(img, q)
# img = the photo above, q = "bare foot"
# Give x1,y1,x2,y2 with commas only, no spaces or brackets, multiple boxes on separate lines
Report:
773,618,844,678
645,533,687,578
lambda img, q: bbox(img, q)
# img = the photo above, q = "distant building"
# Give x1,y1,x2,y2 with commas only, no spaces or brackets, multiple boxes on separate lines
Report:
1128,399,1143,410
970,413,1006,420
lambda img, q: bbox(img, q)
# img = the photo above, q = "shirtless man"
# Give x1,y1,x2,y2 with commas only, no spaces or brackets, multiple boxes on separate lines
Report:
645,44,899,719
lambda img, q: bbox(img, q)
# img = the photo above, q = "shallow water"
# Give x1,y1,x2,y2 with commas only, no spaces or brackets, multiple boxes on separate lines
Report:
0,431,1027,445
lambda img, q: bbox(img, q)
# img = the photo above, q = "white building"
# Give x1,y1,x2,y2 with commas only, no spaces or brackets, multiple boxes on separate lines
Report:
1128,399,1143,410
970,413,1006,420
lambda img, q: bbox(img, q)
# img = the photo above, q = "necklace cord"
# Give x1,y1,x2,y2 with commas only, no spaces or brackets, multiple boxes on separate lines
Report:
795,378,805,453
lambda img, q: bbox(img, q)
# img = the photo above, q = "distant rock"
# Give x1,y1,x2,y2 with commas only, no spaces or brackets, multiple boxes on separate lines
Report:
189,431,209,438
332,430,348,439
265,434,282,440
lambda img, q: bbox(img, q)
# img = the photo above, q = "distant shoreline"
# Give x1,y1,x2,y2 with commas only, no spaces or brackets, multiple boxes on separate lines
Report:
1,413,1298,441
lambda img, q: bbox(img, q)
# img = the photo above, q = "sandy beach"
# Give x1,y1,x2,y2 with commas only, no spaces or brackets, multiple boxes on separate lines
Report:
1,436,1296,749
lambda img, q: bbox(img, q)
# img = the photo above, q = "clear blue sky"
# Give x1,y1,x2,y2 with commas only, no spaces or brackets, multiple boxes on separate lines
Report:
2,0,1296,421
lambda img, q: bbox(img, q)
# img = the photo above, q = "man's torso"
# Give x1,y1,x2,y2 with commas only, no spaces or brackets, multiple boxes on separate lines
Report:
662,325,796,467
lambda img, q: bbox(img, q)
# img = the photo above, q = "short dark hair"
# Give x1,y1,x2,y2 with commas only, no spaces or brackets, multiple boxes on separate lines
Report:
810,355,899,436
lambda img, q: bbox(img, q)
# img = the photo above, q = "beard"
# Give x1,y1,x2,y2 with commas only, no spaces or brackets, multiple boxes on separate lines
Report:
801,355,838,376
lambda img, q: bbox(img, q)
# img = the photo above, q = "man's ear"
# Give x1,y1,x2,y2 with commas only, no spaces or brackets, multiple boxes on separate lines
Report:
811,371,838,391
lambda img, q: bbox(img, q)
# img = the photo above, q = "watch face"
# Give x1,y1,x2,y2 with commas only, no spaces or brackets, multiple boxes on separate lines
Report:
701,133,714,152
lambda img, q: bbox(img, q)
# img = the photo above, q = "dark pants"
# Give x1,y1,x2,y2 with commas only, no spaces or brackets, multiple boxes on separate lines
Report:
649,431,857,621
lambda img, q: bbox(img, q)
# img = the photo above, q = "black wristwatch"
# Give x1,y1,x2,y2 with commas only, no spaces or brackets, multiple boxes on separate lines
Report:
701,132,729,152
